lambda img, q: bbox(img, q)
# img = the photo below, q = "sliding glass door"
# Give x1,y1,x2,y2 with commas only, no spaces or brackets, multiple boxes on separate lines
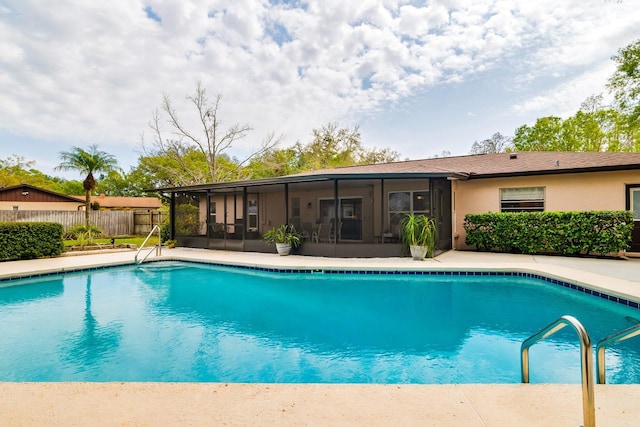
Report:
318,197,363,241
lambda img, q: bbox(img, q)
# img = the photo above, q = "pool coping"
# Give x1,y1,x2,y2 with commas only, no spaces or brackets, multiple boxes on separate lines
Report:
1,248,639,426
3,248,638,311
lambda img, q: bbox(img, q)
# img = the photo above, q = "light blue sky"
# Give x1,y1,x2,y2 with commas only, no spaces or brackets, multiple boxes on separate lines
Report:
1,0,639,179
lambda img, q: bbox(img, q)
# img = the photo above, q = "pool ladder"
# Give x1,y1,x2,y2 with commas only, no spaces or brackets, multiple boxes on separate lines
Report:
135,225,162,264
521,315,640,427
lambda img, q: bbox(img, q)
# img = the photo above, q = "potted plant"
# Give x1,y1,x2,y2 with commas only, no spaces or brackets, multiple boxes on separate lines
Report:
400,213,437,260
263,224,302,256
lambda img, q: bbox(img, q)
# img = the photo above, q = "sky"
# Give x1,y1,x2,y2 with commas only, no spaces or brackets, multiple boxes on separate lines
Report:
1,0,639,179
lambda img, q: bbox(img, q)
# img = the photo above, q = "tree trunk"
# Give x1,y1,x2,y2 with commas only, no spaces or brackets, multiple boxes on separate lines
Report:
83,172,95,229
85,190,91,228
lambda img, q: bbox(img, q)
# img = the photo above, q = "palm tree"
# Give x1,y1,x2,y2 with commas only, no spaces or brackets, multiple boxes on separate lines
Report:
56,145,118,228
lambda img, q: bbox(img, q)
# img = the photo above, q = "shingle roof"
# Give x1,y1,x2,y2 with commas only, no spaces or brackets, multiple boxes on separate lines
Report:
291,151,640,178
154,151,640,192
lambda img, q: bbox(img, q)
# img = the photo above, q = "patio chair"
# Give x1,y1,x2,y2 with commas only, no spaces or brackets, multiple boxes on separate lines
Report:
301,222,313,241
316,223,332,243
290,217,302,231
329,219,342,242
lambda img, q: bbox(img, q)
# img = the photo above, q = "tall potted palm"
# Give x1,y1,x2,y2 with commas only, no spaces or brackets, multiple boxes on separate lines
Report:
400,213,438,260
56,145,118,229
263,224,302,256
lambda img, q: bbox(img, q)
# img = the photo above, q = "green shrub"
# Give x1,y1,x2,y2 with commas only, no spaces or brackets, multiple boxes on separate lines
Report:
0,222,65,261
64,224,104,240
160,222,171,242
175,203,201,236
464,211,633,256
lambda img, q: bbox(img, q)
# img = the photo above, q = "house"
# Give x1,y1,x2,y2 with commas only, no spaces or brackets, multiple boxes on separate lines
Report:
1,184,165,236
0,184,85,211
0,184,162,212
156,152,640,256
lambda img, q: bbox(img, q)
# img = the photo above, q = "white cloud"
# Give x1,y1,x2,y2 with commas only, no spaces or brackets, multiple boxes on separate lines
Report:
0,0,639,170
512,63,616,119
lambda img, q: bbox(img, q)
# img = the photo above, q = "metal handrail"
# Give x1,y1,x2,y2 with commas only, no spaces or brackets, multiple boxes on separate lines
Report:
596,322,640,384
135,225,162,264
521,315,595,427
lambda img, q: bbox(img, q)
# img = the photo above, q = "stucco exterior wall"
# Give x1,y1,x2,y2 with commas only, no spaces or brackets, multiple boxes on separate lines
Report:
453,170,640,250
261,191,286,233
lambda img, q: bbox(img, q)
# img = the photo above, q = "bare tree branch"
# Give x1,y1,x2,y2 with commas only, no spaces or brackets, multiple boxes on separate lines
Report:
141,82,269,184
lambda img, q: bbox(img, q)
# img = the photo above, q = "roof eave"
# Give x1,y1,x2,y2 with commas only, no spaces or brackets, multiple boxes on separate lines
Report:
0,183,86,203
467,164,640,179
149,171,468,193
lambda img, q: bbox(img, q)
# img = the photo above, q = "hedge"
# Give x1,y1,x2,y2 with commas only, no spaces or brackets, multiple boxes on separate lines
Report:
464,211,633,256
0,222,65,261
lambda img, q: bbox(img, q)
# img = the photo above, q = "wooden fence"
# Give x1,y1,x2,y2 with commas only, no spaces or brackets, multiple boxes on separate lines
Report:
0,210,167,236
133,210,167,235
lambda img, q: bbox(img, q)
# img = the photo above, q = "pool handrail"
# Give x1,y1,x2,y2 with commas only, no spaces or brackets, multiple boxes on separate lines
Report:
135,224,162,264
596,322,640,384
520,315,595,427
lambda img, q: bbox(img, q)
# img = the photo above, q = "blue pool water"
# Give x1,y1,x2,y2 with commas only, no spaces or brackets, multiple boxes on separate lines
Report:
0,261,639,384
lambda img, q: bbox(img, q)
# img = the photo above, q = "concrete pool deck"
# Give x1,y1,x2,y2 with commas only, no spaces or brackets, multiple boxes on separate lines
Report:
1,248,639,426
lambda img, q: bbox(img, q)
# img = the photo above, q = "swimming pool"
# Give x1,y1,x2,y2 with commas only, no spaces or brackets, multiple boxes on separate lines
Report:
0,261,638,383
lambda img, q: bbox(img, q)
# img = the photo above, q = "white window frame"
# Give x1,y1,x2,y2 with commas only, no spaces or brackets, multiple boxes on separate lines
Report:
247,197,258,231
500,187,545,212
317,197,363,222
209,199,217,224
631,188,640,221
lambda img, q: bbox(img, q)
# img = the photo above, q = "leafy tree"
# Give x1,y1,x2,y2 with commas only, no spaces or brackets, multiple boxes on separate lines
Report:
508,41,640,153
469,133,512,154
95,169,154,197
607,39,640,122
135,150,207,188
360,146,403,164
513,117,565,151
57,180,86,196
0,156,31,187
513,94,639,152
245,147,300,179
295,123,362,170
244,123,400,178
0,155,85,194
295,123,399,170
142,82,280,185
56,145,118,228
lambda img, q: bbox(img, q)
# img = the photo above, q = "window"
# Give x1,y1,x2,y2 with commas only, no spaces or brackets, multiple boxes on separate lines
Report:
248,197,258,231
292,197,300,218
318,198,363,222
388,190,429,234
12,206,18,211
500,187,545,212
209,199,217,224
632,188,640,221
